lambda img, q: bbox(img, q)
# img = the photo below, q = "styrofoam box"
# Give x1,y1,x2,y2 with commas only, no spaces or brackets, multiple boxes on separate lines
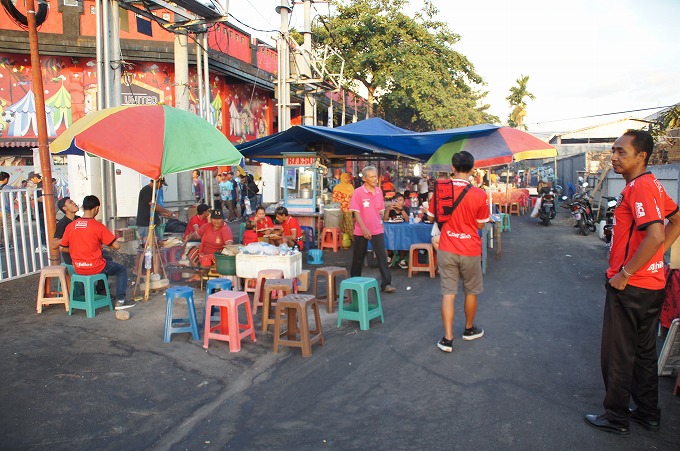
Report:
236,253,302,279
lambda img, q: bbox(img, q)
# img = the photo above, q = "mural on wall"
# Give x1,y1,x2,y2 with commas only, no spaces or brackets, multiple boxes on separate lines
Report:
0,52,274,146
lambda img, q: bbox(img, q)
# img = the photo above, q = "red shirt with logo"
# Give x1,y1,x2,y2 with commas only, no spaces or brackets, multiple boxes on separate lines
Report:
349,185,385,236
608,172,678,289
184,214,208,239
254,215,274,237
427,179,489,256
60,218,117,275
197,223,233,255
281,215,304,249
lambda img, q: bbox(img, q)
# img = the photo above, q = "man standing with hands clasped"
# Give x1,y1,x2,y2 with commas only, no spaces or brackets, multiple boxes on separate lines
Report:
584,130,680,437
349,166,395,293
429,151,489,353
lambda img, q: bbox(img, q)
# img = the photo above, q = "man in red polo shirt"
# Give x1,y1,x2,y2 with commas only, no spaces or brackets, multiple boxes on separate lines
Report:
585,130,680,437
60,195,135,310
429,151,489,353
273,206,304,249
186,209,233,267
184,203,210,240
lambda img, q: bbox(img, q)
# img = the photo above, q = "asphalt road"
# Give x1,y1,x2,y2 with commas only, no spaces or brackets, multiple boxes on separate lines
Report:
0,213,678,450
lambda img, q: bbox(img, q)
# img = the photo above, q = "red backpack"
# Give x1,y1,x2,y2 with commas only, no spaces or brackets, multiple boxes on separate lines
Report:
432,180,472,225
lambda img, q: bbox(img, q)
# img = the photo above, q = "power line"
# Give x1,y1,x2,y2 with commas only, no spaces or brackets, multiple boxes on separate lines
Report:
528,105,677,125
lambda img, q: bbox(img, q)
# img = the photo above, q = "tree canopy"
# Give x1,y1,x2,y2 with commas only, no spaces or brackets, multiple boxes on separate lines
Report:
313,0,498,131
506,75,535,130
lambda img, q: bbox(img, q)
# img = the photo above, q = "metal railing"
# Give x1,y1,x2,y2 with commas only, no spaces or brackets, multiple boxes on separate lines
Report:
0,188,50,282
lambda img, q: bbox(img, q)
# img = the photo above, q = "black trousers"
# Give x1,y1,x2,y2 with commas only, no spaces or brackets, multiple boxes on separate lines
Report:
351,233,391,290
600,282,665,426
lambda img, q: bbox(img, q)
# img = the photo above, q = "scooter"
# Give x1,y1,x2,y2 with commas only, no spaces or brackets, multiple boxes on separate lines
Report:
561,182,597,236
538,192,556,226
602,196,617,244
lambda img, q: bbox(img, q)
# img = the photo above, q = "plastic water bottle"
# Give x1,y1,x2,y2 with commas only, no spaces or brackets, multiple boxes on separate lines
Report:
144,249,152,269
409,211,414,224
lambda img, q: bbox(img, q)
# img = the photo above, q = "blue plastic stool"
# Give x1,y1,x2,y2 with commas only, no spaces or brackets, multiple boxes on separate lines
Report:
164,286,200,343
307,249,324,265
205,278,233,325
300,225,315,249
69,273,113,318
337,277,384,330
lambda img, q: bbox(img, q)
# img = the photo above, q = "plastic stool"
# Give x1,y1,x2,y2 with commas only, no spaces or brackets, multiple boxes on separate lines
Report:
204,278,233,325
312,266,349,313
69,273,113,318
500,213,511,232
300,225,315,249
252,269,284,314
307,249,324,265
337,277,384,331
37,265,70,313
509,202,521,216
261,278,295,332
320,227,342,252
272,294,324,357
408,243,437,278
204,290,256,352
164,286,200,343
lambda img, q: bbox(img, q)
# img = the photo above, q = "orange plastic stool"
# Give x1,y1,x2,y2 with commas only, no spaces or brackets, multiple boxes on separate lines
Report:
320,227,342,252
252,269,284,314
36,265,70,313
272,294,324,357
203,290,256,352
261,278,296,332
509,202,521,216
312,266,349,313
408,243,437,278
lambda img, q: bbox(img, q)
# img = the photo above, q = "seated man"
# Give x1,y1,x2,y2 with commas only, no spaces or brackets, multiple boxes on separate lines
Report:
269,206,303,249
184,203,210,241
383,193,410,268
185,209,233,267
60,195,135,310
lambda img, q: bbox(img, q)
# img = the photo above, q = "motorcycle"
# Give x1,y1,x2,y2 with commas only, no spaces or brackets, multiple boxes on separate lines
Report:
561,182,597,236
538,191,556,226
602,196,617,244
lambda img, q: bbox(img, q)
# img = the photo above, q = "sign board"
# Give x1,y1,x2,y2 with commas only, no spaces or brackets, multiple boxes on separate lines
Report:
285,156,316,167
658,318,680,376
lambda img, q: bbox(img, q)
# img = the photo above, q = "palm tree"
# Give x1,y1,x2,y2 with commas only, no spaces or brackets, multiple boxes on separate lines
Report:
506,75,535,130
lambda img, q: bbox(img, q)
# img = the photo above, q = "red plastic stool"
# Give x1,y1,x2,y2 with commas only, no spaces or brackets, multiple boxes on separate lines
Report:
320,227,342,252
203,290,256,352
408,243,437,278
252,269,284,314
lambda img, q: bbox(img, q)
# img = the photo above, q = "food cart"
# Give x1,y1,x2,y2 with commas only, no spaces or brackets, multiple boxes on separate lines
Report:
276,153,324,236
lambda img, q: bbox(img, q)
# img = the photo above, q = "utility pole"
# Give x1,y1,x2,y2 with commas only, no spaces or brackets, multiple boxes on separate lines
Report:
301,0,314,126
26,0,58,264
276,1,292,132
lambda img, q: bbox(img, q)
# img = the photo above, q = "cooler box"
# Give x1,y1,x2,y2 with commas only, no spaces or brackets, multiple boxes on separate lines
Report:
235,253,302,279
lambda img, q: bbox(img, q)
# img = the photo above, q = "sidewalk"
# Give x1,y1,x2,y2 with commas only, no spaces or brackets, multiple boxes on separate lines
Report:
0,213,678,449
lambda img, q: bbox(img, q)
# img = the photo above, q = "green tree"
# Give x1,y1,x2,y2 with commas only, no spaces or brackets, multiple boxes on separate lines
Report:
313,0,498,131
506,75,535,130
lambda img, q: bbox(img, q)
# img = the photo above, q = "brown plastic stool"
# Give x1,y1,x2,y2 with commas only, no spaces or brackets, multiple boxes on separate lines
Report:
312,266,349,313
37,265,70,313
408,243,437,278
272,294,324,357
508,202,521,216
252,269,284,314
262,278,296,332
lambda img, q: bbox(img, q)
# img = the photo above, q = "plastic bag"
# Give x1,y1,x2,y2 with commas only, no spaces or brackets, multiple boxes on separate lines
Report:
244,197,252,215
431,222,441,237
531,197,542,218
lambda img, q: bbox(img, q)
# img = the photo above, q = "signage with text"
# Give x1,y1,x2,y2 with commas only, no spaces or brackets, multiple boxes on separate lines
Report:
285,156,316,167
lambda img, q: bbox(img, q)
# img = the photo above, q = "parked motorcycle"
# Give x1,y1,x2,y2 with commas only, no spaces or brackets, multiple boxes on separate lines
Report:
561,182,597,235
538,192,556,226
602,196,617,244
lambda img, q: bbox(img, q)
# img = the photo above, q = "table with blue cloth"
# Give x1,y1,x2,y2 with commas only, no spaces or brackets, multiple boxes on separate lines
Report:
382,222,433,250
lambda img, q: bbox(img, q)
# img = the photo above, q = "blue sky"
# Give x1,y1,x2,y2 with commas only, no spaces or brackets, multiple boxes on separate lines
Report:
227,0,680,132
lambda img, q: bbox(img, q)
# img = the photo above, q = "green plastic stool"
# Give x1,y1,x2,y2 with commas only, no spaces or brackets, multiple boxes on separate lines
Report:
337,277,384,330
57,263,76,293
69,273,113,318
500,213,511,232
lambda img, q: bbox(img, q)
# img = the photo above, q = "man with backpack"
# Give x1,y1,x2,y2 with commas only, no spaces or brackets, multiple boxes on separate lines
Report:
427,151,490,353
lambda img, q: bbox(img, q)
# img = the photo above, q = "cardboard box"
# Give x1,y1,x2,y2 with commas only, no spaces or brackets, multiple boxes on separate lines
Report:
115,228,136,242
296,269,311,292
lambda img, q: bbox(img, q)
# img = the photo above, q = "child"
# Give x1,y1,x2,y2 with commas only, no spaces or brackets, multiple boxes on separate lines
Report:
242,220,259,245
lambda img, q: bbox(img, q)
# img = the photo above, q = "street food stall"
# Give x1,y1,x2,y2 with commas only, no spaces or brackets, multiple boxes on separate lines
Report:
282,153,321,213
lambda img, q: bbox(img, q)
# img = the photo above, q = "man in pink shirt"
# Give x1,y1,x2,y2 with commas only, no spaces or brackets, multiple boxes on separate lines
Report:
349,166,395,293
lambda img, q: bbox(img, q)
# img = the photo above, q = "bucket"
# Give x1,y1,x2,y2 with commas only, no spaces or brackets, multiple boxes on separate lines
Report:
324,208,341,229
214,253,237,275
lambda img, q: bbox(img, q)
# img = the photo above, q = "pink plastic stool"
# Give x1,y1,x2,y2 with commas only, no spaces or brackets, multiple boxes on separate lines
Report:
252,269,284,314
203,290,256,352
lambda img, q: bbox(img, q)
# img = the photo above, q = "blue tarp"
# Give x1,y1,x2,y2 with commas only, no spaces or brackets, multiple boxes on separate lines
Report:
236,118,500,165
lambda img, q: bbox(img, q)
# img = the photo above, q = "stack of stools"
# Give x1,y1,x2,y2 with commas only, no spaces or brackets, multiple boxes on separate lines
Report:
337,277,384,330
204,290,256,352
204,278,233,325
252,269,284,314
307,249,324,265
272,294,324,357
408,243,437,278
36,265,70,313
320,227,342,252
69,273,113,318
164,286,200,343
261,278,296,332
312,266,349,313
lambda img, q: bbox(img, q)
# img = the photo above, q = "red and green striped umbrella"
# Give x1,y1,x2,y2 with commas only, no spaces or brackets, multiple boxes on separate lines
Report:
50,104,242,179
